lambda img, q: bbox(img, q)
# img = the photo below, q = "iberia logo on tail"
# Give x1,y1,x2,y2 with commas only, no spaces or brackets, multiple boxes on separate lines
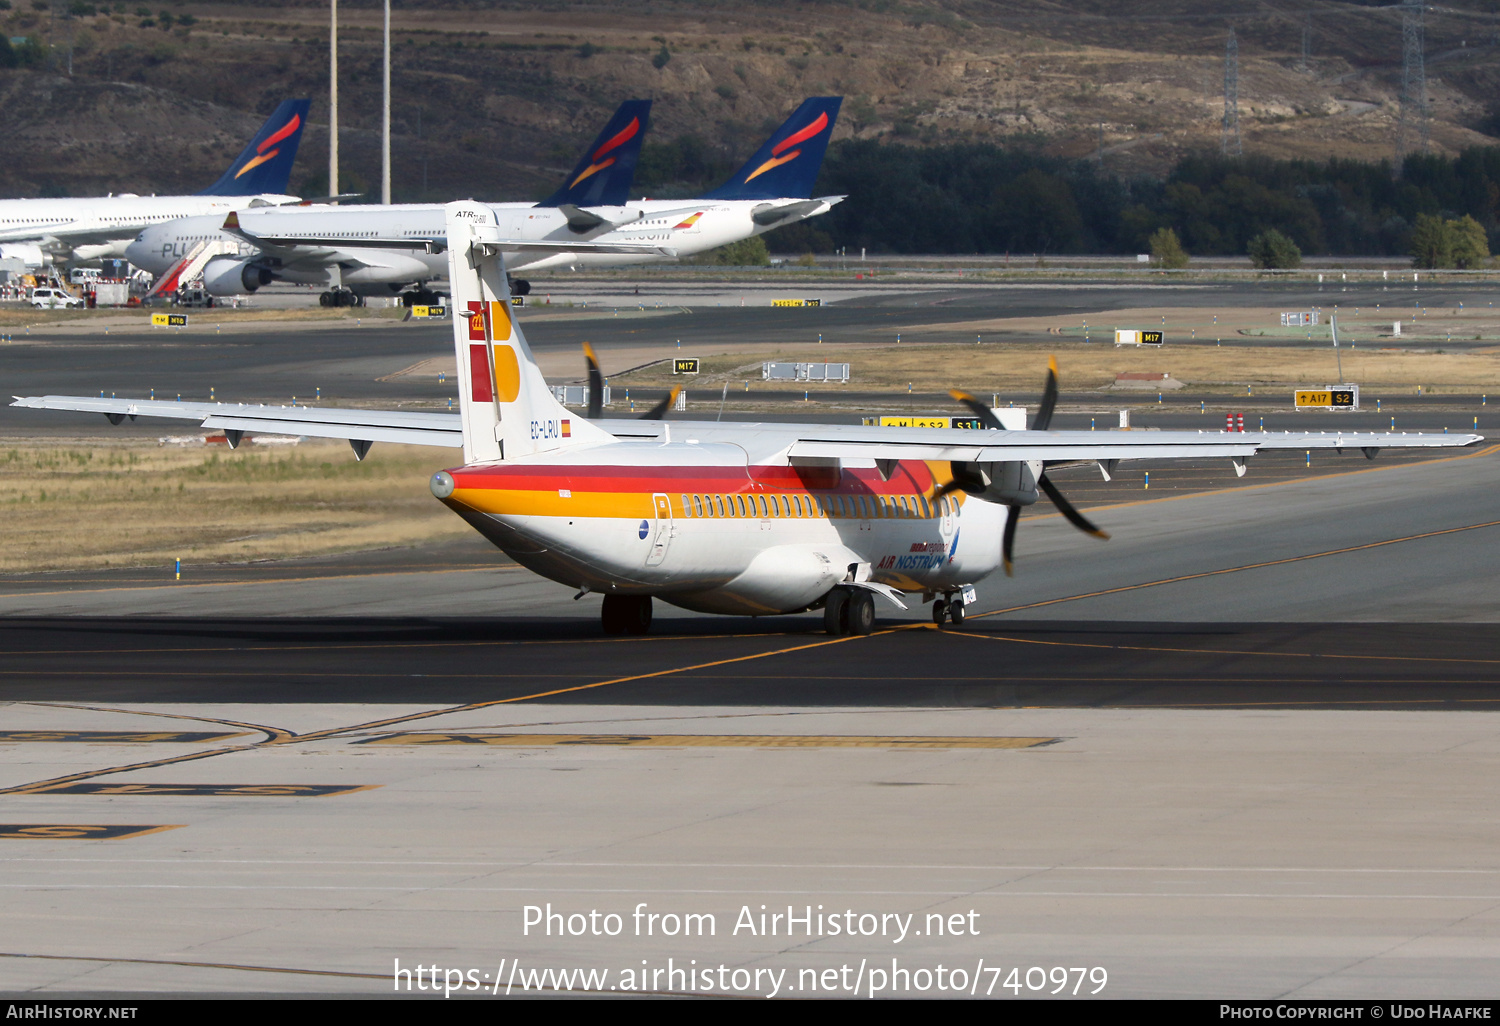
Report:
745,111,829,184
235,113,302,179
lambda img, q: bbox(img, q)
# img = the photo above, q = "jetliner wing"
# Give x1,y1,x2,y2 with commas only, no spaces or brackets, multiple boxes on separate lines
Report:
0,224,119,246
9,396,461,450
220,212,675,258
751,196,845,226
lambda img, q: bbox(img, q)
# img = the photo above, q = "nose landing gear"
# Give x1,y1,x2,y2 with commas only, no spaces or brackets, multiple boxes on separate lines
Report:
931,593,965,629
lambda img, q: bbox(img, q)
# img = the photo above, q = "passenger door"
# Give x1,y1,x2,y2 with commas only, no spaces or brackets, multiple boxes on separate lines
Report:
646,493,672,566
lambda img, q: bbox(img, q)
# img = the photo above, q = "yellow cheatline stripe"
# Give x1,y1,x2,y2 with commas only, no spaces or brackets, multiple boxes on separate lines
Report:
0,951,387,981
1030,442,1500,521
276,630,886,745
363,733,1058,749
946,628,1500,667
454,486,658,519
970,518,1500,620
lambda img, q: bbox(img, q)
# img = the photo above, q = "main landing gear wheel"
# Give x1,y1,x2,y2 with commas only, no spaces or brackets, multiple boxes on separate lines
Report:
601,594,652,636
319,288,363,308
947,599,965,626
932,599,948,627
823,587,875,637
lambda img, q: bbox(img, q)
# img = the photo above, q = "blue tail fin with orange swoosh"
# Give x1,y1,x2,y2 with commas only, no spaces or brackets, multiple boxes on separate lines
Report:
703,97,841,201
537,100,652,208
198,99,311,197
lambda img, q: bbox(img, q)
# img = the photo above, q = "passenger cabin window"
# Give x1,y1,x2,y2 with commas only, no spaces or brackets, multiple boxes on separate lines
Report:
693,495,703,517
715,495,725,517
735,495,747,517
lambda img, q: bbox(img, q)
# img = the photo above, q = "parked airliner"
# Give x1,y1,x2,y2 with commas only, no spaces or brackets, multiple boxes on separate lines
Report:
0,100,310,267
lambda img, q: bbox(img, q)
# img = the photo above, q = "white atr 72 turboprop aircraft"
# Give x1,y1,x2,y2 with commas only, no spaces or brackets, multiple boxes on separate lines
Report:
13,202,1484,636
123,97,844,304
0,100,310,267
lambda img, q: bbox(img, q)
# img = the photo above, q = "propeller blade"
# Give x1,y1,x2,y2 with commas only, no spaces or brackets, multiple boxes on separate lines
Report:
1033,356,1059,431
583,342,603,420
947,389,1004,429
1037,472,1110,540
1002,504,1019,576
640,385,681,420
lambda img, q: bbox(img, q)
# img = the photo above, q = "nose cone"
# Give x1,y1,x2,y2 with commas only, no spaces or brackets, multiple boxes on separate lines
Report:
124,233,165,274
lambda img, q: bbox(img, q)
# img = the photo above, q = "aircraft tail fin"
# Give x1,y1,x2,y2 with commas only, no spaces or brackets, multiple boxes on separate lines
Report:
198,99,311,197
702,97,841,201
444,202,614,464
536,100,651,208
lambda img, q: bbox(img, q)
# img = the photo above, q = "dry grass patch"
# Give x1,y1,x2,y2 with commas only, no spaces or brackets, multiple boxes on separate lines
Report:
615,341,1500,393
0,439,469,573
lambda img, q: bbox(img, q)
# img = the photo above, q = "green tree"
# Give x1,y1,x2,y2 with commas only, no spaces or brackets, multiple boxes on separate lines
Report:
0,35,16,69
1409,213,1453,269
651,45,670,69
1448,214,1490,269
690,236,770,266
1148,227,1188,269
1247,229,1302,269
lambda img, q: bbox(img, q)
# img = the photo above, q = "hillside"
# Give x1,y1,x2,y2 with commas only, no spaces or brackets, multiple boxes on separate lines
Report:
1,1,1499,202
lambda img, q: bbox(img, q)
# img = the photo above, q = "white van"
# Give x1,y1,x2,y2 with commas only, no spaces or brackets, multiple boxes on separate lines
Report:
30,287,84,309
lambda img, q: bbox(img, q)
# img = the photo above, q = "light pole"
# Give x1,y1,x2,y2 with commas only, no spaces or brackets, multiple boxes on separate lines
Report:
329,0,339,200
382,0,391,204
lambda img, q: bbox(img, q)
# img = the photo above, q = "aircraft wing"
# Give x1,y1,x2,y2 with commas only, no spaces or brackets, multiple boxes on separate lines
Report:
11,397,1482,466
221,212,675,258
780,425,1480,463
9,396,462,449
751,196,845,226
0,224,122,247
596,419,1482,465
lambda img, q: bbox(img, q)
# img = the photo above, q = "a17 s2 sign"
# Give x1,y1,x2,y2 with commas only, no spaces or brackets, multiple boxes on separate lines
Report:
1294,387,1359,410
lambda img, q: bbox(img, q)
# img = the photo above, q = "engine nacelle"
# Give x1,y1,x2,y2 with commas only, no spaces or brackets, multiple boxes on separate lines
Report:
202,257,274,296
947,461,1040,506
0,243,46,269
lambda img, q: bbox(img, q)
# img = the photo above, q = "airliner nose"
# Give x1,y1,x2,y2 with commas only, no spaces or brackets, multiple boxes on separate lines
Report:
123,232,165,274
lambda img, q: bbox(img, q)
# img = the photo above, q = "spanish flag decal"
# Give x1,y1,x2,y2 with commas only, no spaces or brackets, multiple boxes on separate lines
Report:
673,212,704,230
561,420,572,437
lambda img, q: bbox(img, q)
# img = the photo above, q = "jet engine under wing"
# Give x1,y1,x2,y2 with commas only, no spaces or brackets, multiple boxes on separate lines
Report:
10,396,462,448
